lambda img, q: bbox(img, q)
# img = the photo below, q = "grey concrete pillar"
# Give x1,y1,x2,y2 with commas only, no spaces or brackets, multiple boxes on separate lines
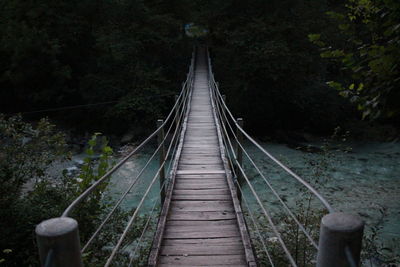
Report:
36,217,83,267
317,212,364,267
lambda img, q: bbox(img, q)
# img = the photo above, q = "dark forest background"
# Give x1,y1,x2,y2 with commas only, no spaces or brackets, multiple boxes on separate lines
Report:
1,0,398,139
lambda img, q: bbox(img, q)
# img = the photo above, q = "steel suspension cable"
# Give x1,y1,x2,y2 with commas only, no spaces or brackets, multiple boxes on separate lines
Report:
235,157,297,266
213,93,319,249
237,183,275,267
81,89,189,252
127,178,168,267
62,61,194,218
208,50,359,267
207,72,297,266
211,79,334,213
104,82,193,267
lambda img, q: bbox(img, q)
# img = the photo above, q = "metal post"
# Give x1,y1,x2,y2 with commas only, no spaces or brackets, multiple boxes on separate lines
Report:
157,119,166,204
36,217,83,267
316,212,364,267
175,95,179,127
236,118,244,201
182,81,186,100
220,94,227,130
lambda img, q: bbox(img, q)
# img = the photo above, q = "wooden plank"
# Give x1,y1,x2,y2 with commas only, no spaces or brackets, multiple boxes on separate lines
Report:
177,165,224,170
170,201,233,212
168,211,236,221
162,237,243,245
175,179,226,183
160,244,244,256
173,189,230,195
165,224,237,232
174,183,227,190
177,170,225,175
166,219,237,227
176,175,226,179
178,160,223,165
175,180,227,185
158,255,246,265
163,229,240,239
171,195,232,201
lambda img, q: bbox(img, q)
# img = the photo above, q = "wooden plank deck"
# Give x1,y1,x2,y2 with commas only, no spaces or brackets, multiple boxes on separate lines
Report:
149,48,256,266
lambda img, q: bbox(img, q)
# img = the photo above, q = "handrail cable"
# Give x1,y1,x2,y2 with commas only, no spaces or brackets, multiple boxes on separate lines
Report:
165,119,183,177
233,130,297,266
207,49,360,266
210,73,334,214
62,53,195,218
81,87,190,252
103,77,193,267
237,183,275,267
207,67,297,266
127,178,168,267
213,92,319,249
211,98,298,266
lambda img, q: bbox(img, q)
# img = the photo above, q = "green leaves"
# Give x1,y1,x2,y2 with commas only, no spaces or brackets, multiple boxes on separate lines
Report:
312,0,400,120
308,34,325,47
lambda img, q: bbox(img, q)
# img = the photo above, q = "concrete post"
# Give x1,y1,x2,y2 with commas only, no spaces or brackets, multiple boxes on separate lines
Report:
317,212,364,267
36,217,83,267
157,119,166,204
236,118,244,201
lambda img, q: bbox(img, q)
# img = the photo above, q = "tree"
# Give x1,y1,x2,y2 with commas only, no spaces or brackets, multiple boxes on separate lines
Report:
309,0,400,120
0,115,118,266
196,0,353,135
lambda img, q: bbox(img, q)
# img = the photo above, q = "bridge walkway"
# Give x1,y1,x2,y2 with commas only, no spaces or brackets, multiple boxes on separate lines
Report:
149,48,255,266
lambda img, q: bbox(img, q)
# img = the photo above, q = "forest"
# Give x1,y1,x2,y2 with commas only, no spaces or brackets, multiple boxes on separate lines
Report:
0,0,399,266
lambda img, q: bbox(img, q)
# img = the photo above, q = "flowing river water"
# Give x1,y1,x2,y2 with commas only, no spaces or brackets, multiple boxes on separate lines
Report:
68,140,400,263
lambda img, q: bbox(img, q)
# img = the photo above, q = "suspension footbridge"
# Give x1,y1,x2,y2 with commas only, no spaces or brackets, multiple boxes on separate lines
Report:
36,47,364,267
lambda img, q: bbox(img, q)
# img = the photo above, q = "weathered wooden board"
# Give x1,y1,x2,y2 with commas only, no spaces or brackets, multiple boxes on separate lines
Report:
170,201,233,212
172,189,230,195
162,236,243,245
168,211,236,221
160,244,244,256
165,220,238,227
158,255,246,265
176,170,226,175
171,194,232,201
174,183,227,190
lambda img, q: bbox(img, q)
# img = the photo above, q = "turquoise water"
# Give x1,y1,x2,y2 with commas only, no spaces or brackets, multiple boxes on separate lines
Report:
70,140,399,258
241,141,400,249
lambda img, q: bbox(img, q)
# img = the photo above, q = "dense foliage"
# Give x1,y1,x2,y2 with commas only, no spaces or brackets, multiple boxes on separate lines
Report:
193,0,358,136
0,115,67,265
0,115,119,266
1,0,398,136
0,0,191,133
309,0,400,121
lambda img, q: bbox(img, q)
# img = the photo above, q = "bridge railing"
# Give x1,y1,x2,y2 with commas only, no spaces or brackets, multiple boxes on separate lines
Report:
35,49,196,267
206,48,364,267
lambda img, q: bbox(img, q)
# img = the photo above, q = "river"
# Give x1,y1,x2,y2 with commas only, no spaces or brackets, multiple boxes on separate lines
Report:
68,140,400,263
